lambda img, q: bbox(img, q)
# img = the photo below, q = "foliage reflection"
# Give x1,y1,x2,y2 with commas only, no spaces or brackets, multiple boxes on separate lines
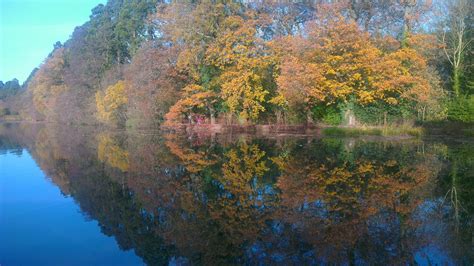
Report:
1,123,473,265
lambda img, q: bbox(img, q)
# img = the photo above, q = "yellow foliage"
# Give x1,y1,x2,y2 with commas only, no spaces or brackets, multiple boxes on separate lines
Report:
205,16,277,121
220,69,269,121
162,6,439,124
95,80,128,124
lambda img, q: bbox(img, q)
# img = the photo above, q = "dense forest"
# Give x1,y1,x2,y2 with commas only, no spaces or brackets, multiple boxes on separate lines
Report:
1,0,473,128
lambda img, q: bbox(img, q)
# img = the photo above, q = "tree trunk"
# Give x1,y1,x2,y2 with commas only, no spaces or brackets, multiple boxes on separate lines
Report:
209,107,216,125
276,110,282,125
117,50,121,64
306,111,313,125
345,108,356,127
210,113,216,125
453,67,461,97
226,113,232,125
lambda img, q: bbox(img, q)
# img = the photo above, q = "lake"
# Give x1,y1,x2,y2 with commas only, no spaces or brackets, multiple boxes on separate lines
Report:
1,122,473,265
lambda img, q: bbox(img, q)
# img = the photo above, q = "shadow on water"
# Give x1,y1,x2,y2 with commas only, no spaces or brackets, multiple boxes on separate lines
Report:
1,122,473,265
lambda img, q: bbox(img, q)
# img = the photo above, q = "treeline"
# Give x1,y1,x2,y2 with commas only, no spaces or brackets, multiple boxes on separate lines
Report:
8,0,474,127
0,78,24,117
0,79,21,100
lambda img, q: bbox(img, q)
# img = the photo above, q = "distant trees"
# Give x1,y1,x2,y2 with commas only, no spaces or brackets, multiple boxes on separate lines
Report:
16,0,160,124
0,79,20,90
0,78,21,100
65,0,158,88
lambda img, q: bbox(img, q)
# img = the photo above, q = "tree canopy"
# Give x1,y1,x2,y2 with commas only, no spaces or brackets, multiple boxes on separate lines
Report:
5,0,473,126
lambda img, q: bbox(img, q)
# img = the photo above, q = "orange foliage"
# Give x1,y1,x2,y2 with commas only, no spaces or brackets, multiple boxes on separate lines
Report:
164,134,217,173
275,13,438,117
164,84,217,125
30,48,68,119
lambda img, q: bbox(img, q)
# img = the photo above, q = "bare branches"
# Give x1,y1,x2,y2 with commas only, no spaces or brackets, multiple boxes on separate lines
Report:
438,0,473,96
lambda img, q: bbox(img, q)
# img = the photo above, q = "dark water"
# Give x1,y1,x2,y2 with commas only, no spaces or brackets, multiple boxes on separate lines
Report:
1,123,473,265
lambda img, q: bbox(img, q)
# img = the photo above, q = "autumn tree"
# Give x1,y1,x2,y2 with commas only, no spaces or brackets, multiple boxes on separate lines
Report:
205,16,278,123
275,14,384,123
96,80,128,126
153,2,241,80
164,84,218,125
125,43,185,127
275,8,440,125
29,48,69,120
375,43,445,121
156,2,240,125
164,9,280,124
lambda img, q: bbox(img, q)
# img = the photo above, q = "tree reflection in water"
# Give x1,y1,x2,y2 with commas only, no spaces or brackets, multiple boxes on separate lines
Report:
1,123,473,265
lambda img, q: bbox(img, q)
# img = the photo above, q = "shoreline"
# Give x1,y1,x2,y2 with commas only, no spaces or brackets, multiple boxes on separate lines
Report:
2,120,473,138
160,123,425,138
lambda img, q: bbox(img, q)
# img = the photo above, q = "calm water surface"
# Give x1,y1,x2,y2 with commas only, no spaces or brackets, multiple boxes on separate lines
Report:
1,123,473,265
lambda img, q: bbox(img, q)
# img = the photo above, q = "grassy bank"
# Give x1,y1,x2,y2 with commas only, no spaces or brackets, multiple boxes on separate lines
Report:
421,121,474,137
322,126,424,138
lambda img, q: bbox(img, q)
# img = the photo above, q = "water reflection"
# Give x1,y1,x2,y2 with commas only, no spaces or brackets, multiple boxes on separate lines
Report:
1,123,473,265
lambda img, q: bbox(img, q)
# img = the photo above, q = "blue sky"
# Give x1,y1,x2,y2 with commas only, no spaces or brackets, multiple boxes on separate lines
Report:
0,0,106,83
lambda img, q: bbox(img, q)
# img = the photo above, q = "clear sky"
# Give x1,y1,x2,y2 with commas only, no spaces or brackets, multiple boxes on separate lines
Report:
0,0,106,83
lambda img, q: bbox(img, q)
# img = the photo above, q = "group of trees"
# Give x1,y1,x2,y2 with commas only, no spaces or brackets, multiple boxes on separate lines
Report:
0,78,23,117
10,0,159,124
441,0,474,122
158,0,472,125
0,78,21,100
5,0,473,126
